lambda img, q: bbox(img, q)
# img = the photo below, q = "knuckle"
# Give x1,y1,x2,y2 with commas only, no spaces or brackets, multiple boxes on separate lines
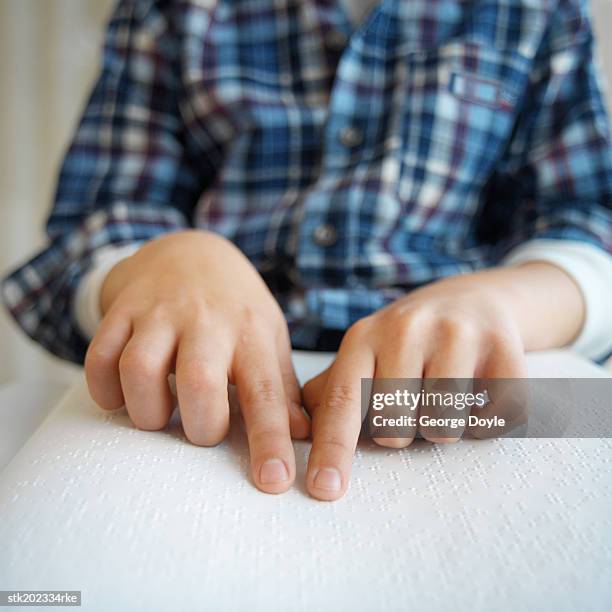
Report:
249,378,282,404
119,347,161,381
237,314,276,349
395,317,419,344
108,304,133,321
186,309,210,330
267,300,286,325
345,317,372,341
179,364,219,394
141,305,171,326
316,434,351,455
437,316,474,342
387,308,427,344
323,383,355,414
485,328,520,350
248,425,287,449
85,342,115,372
240,304,267,328
275,323,293,350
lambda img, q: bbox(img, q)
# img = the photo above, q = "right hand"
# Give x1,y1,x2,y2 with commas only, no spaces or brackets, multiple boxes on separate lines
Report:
85,230,310,494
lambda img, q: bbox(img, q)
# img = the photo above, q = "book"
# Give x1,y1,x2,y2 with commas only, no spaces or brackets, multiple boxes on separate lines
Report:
0,351,610,611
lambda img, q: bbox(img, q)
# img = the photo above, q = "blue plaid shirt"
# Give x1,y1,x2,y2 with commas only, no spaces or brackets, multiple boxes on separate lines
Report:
3,0,612,363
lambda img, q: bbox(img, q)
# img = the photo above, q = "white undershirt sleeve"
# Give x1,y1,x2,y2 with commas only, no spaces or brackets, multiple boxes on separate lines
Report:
502,239,612,361
73,243,143,341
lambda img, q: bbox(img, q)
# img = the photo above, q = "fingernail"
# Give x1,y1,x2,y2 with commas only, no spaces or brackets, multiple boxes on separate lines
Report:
259,458,289,484
312,467,342,492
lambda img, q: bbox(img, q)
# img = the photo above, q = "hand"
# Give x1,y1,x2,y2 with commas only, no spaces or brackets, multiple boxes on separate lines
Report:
85,230,310,494
302,263,584,500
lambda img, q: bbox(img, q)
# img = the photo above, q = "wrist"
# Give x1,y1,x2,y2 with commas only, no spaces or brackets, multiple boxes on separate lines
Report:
74,243,144,338
100,255,136,316
489,263,585,351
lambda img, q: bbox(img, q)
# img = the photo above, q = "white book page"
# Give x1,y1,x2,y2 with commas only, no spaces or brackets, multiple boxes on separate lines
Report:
0,351,610,611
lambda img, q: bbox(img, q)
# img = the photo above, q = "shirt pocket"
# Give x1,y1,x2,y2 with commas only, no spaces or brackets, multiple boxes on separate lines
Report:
393,40,525,213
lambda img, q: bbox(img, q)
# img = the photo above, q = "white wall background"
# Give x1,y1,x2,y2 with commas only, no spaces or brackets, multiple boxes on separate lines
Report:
1,0,611,384
0,0,116,384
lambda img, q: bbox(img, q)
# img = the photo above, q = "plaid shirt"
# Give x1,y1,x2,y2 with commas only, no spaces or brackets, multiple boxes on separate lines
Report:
2,0,612,364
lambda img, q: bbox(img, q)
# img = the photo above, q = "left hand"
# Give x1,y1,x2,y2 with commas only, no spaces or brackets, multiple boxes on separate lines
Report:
302,263,584,500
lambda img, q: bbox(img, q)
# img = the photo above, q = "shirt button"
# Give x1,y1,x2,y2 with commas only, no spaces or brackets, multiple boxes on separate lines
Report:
339,125,363,148
312,223,338,247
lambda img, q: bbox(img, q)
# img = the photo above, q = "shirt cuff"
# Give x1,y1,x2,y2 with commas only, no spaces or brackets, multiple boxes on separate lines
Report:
502,239,612,361
73,243,143,341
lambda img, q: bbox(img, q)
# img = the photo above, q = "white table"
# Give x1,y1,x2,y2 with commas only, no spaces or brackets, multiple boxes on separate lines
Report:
0,380,68,472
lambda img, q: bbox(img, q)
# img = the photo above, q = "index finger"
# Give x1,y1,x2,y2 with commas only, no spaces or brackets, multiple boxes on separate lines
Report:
233,334,297,495
306,339,375,501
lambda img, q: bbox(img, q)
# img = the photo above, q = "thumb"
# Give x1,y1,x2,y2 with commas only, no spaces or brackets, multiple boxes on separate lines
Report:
302,365,333,420
277,333,311,439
